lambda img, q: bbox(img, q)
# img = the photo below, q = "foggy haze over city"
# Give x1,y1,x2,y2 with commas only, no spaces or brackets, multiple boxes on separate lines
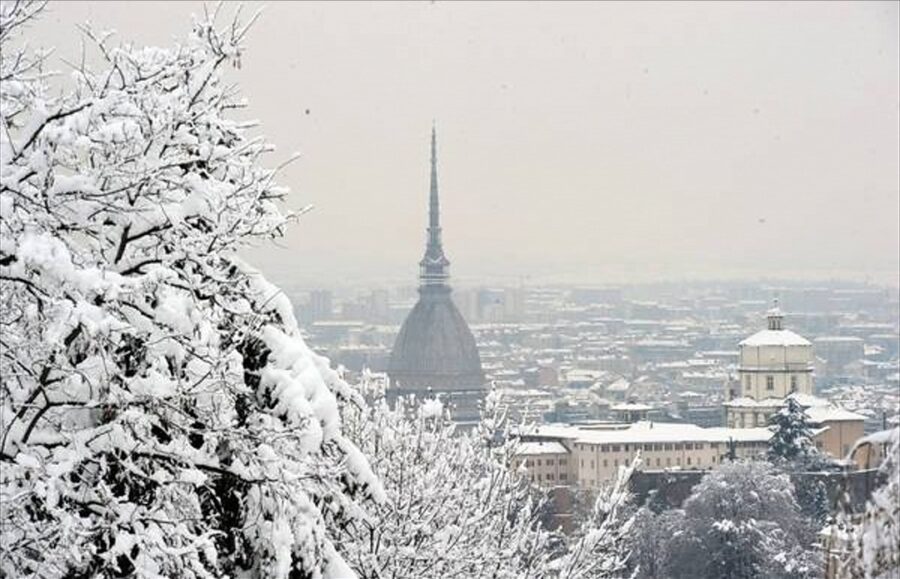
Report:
29,0,900,288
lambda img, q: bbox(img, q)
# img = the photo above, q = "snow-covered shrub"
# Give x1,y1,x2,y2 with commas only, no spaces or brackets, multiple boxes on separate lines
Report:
0,2,382,576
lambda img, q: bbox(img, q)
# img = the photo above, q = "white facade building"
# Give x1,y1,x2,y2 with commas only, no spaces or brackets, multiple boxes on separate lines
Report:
726,302,814,428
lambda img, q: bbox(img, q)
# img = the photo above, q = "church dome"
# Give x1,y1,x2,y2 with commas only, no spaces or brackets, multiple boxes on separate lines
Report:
388,286,484,391
387,125,485,419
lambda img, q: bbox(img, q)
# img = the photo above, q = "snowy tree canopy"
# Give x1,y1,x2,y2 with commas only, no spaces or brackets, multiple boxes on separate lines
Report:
630,461,822,579
334,382,555,578
0,2,382,577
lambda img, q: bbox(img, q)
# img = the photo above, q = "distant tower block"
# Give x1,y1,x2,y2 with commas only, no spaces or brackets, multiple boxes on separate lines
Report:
387,127,485,425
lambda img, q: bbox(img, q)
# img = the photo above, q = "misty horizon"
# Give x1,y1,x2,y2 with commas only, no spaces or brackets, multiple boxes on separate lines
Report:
29,1,900,289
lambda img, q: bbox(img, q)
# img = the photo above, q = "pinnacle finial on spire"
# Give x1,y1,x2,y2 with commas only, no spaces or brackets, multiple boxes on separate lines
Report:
420,124,450,287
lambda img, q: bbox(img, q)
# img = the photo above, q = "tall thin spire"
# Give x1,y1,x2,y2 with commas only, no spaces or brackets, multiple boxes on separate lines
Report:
429,123,440,243
419,124,450,287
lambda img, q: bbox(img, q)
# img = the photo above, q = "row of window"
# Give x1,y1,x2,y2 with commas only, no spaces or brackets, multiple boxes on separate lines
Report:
580,455,714,469
523,457,567,467
530,472,568,482
744,374,799,391
575,442,720,452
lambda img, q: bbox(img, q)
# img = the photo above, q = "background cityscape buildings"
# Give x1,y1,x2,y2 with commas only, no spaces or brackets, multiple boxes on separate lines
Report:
287,279,899,432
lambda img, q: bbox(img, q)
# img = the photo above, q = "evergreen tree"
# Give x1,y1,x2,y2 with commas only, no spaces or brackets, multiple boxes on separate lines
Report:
726,436,738,462
767,397,817,464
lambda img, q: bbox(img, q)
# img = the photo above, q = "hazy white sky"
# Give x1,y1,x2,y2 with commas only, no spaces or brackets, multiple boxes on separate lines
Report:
27,1,900,288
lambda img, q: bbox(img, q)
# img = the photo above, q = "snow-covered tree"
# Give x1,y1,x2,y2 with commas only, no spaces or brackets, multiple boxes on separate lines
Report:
551,456,638,579
768,397,817,465
793,476,830,526
767,398,838,525
0,3,382,577
335,378,636,579
628,507,682,579
835,428,900,579
334,380,554,578
631,461,822,579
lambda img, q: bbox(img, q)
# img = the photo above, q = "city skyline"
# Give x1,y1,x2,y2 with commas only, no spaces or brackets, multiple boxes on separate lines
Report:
27,1,900,288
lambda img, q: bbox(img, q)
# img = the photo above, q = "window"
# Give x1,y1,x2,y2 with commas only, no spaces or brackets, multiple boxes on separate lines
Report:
624,444,629,452
745,375,751,388
676,457,681,465
766,375,774,390
654,444,663,451
600,445,608,453
547,473,554,480
712,455,717,463
560,473,567,480
559,458,567,466
611,445,620,452
666,457,671,466
590,460,594,469
603,459,608,468
546,458,554,466
655,458,660,466
664,444,673,451
614,459,619,467
790,375,798,392
674,443,682,450
525,460,531,467
687,457,692,466
643,444,653,451
537,459,541,466
685,443,693,450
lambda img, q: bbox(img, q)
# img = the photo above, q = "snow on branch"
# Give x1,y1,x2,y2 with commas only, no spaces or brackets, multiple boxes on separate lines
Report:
0,4,380,577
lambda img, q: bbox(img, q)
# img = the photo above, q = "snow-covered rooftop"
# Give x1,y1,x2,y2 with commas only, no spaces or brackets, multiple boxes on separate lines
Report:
605,378,631,392
529,421,771,445
611,403,653,412
515,441,569,456
806,406,867,423
726,393,832,408
724,395,865,422
723,397,785,408
739,329,811,347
